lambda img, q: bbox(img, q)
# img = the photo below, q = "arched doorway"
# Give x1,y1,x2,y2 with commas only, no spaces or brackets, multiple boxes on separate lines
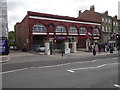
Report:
32,24,47,51
68,26,78,48
78,27,87,48
55,25,67,52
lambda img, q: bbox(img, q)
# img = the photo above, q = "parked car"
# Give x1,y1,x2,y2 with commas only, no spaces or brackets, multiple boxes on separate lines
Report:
10,45,17,50
39,46,45,52
35,45,45,52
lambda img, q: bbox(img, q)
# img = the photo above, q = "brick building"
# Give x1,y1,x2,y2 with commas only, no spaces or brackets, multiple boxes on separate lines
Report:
15,11,101,52
78,5,119,47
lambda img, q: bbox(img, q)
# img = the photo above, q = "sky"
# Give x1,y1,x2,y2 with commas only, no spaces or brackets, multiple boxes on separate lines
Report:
7,0,120,31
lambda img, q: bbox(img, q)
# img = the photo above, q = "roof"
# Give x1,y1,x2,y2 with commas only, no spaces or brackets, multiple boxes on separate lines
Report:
78,10,101,23
27,11,100,24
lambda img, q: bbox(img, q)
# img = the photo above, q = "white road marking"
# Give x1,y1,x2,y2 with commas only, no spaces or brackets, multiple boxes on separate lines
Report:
0,68,29,75
15,68,29,72
91,59,99,62
38,65,58,69
97,64,107,68
114,84,120,88
1,63,72,75
1,57,119,74
0,70,16,75
67,63,119,73
38,63,71,69
67,67,96,72
61,63,72,65
67,70,75,73
0,60,10,63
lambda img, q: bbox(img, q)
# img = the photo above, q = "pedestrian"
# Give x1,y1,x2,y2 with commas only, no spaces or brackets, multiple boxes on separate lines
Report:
117,46,120,54
106,45,109,52
110,46,113,53
103,45,105,52
98,44,101,53
105,45,107,52
88,45,92,52
93,46,96,56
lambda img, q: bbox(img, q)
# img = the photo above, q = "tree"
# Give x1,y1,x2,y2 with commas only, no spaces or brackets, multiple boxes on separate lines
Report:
8,31,15,46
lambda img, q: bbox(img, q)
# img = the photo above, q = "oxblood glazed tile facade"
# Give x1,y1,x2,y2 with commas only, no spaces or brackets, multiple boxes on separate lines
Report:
15,11,101,51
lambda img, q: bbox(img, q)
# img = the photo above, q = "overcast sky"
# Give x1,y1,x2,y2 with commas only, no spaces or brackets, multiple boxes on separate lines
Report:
7,0,120,31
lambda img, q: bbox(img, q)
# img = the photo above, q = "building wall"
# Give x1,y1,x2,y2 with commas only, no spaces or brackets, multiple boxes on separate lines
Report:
112,16,119,35
78,6,118,45
15,15,30,51
78,5,101,23
78,10,101,23
14,23,21,49
29,17,100,48
15,11,101,50
101,14,113,44
118,20,120,34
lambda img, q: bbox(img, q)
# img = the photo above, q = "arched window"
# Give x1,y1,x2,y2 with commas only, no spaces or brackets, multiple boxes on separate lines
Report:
56,25,66,32
32,24,47,32
79,27,87,34
68,26,77,33
93,28,99,34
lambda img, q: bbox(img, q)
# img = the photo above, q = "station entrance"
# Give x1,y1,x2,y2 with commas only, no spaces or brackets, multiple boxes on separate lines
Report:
31,35,46,51
55,40,65,53
33,35,46,46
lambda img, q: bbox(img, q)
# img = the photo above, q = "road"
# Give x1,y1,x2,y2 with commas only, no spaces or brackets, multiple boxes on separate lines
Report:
2,55,119,88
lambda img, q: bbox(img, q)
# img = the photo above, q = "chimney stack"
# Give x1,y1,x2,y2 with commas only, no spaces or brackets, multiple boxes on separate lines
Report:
90,5,95,12
78,10,82,17
113,15,117,19
104,11,108,15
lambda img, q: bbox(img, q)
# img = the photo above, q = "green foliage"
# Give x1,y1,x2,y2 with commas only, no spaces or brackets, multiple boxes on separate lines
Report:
8,31,15,40
8,31,15,46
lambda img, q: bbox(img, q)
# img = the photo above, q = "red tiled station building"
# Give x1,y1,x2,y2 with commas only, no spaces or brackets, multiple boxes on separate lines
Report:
15,11,101,51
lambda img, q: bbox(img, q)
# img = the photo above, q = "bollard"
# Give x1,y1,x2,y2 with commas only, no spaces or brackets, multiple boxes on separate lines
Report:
61,51,64,57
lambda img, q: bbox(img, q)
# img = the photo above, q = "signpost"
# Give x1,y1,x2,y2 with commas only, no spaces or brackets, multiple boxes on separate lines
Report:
0,37,9,55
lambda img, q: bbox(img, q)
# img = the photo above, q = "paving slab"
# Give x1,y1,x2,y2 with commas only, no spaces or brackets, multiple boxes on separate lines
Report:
0,50,118,64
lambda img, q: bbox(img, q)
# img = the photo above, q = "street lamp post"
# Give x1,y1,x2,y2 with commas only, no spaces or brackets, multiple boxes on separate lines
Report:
116,35,120,53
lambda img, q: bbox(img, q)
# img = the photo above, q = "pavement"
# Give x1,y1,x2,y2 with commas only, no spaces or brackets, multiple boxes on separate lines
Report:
0,50,119,64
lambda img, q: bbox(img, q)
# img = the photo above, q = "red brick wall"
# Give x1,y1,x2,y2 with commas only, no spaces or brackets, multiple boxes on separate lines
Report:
15,15,30,50
20,15,30,50
15,23,22,49
78,10,101,23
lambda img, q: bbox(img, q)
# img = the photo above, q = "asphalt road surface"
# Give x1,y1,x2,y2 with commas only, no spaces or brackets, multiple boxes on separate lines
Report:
2,56,119,88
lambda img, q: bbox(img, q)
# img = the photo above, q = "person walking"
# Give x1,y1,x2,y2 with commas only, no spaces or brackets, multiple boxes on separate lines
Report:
106,45,109,52
117,46,120,54
98,44,101,53
103,45,105,52
110,45,113,53
88,44,92,52
93,46,96,56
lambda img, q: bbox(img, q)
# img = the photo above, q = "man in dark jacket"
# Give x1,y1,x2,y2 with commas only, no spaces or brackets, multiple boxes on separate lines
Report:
93,46,96,56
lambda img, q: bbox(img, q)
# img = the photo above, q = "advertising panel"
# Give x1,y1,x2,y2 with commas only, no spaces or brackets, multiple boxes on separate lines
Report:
0,38,9,55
